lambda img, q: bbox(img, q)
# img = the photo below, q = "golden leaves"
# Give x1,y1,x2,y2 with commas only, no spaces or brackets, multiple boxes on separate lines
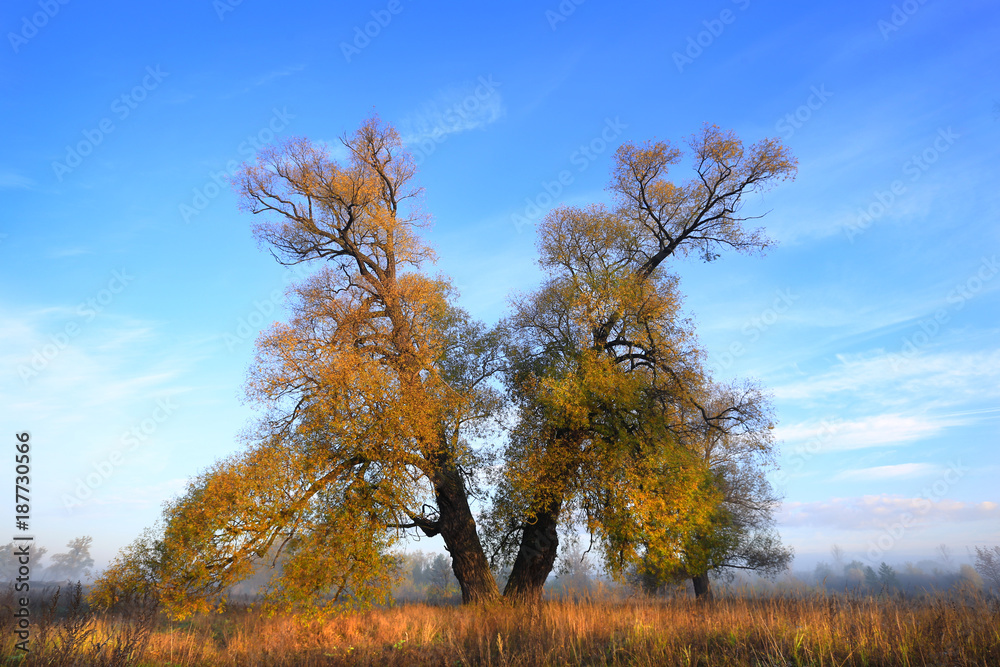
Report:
606,123,797,267
235,116,433,279
95,117,795,613
95,115,496,617
497,123,795,579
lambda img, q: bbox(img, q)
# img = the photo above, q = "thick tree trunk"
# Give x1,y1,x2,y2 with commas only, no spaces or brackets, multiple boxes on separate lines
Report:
692,573,713,600
503,430,578,603
433,466,500,604
502,501,561,602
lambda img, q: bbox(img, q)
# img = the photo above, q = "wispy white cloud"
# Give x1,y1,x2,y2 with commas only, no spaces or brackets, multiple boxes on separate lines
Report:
253,64,306,87
165,92,195,105
85,478,190,509
0,170,34,189
776,413,955,451
0,304,202,444
934,406,1000,419
780,494,1000,530
772,349,1000,407
0,300,251,567
48,247,92,258
398,77,504,147
221,64,307,98
696,264,1000,369
833,463,939,481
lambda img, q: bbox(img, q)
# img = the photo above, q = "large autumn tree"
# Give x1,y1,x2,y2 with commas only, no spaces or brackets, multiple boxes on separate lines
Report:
489,128,797,601
96,117,502,617
92,117,795,617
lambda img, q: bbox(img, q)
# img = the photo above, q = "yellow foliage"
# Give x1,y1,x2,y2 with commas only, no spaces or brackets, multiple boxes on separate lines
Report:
95,117,796,612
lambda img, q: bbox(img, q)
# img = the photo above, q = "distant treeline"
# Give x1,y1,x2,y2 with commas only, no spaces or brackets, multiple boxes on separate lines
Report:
387,544,1000,602
0,536,94,583
159,542,1000,605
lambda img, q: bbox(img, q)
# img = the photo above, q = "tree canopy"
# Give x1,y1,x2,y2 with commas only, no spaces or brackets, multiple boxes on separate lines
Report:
92,116,796,618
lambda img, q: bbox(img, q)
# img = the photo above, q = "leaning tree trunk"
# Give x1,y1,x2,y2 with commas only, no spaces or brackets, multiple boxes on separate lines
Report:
503,431,579,603
432,465,500,604
692,573,713,600
502,501,562,602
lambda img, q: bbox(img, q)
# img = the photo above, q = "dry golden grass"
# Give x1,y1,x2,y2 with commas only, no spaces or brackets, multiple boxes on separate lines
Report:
3,587,999,665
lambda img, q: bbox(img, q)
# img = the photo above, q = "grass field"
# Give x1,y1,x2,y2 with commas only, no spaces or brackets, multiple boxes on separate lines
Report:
3,585,999,665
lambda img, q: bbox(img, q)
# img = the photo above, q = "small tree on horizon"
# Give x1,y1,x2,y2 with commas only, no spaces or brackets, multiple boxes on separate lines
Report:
973,545,1000,592
878,562,898,589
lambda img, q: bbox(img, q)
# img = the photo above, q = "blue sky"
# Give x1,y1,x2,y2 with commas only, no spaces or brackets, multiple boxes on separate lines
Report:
2,0,998,572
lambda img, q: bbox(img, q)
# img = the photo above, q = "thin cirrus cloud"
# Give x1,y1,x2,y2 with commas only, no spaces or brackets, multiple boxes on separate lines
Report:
398,78,504,148
780,495,1000,530
833,463,940,481
82,478,191,510
0,170,34,189
0,305,189,415
48,247,93,258
772,349,1000,405
775,413,953,452
220,64,308,99
252,64,306,87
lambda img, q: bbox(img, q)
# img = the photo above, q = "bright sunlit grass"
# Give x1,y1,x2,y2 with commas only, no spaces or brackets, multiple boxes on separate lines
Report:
4,585,998,665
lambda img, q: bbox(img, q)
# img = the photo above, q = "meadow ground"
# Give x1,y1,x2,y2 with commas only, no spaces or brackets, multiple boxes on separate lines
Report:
2,585,999,666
